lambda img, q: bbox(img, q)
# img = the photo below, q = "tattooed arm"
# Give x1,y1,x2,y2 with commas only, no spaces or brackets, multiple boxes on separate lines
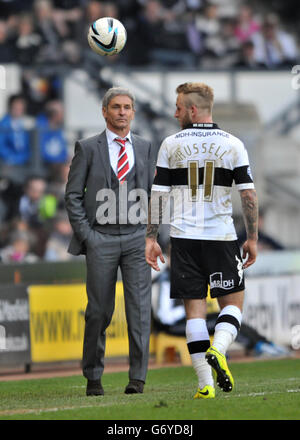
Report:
240,188,259,268
145,191,169,271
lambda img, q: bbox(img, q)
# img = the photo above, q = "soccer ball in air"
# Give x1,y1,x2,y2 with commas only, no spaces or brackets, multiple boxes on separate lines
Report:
87,17,127,56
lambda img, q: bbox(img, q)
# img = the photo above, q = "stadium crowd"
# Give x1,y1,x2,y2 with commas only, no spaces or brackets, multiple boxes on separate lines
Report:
0,0,299,68
0,0,297,263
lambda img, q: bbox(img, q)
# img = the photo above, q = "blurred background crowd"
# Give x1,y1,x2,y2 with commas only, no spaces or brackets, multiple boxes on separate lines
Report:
0,0,298,264
1,0,299,69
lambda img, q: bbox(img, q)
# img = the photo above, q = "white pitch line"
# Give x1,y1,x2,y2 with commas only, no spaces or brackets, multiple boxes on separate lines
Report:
0,400,131,417
223,389,300,398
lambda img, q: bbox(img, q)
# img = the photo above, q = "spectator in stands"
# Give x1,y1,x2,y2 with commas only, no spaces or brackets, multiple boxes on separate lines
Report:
51,0,83,64
0,0,35,17
85,0,105,23
0,94,30,166
251,14,298,68
234,40,267,69
0,176,24,222
36,99,68,165
133,0,192,66
157,0,191,64
52,0,83,40
18,175,47,228
186,2,224,65
78,0,105,50
0,20,16,63
21,70,60,116
18,174,55,257
44,210,78,261
216,17,241,67
104,2,119,19
234,4,260,43
0,229,38,263
33,0,64,63
47,158,70,210
130,0,165,65
14,14,43,65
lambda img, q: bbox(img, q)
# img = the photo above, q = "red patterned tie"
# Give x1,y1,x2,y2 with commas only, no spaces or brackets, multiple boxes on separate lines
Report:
115,138,129,183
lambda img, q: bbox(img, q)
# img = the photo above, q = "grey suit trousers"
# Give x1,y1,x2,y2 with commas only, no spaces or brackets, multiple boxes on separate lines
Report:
82,227,152,382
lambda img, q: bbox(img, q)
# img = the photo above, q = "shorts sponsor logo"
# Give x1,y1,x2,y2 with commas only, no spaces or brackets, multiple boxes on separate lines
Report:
210,272,234,290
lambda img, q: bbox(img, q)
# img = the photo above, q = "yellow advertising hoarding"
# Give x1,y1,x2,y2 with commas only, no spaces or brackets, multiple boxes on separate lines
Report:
28,282,146,362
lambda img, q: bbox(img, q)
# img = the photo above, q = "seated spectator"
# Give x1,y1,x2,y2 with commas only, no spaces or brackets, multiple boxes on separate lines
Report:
129,0,165,65
0,94,30,166
251,14,298,68
234,40,267,69
234,4,260,43
186,2,224,65
18,174,56,256
133,0,192,66
47,158,70,210
0,176,24,222
14,14,43,65
52,0,83,40
85,0,105,25
216,17,241,67
0,0,35,17
21,70,60,116
0,20,16,63
36,100,68,165
0,230,38,263
33,0,64,63
19,175,47,227
196,2,222,55
44,210,78,261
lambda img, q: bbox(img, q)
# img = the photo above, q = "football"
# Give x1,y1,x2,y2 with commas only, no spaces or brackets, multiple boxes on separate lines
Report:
87,17,127,56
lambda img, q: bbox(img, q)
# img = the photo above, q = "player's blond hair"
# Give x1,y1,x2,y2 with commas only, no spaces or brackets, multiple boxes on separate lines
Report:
176,82,214,114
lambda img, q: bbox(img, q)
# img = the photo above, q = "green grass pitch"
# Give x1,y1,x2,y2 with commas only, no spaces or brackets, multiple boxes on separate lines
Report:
0,359,300,420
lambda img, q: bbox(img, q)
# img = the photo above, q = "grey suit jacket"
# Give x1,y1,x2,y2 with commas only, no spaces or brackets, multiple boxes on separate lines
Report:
65,130,158,255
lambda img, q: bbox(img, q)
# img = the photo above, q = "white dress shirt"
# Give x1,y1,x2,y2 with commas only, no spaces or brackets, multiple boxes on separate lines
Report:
105,128,135,176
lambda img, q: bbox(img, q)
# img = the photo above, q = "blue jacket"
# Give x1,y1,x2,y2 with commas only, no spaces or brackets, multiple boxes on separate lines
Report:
36,114,68,163
0,114,30,165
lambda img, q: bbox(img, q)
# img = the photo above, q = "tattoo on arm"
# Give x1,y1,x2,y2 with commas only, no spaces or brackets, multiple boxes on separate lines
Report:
146,191,169,239
240,189,259,240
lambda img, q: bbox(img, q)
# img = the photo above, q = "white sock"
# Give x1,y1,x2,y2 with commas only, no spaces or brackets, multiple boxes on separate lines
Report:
212,305,242,355
186,318,214,388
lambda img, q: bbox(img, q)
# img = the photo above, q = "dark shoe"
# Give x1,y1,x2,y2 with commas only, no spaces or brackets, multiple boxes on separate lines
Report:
86,379,104,396
124,379,144,394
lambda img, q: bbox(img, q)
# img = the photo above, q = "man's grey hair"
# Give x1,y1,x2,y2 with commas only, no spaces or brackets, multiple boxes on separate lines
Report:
102,87,135,109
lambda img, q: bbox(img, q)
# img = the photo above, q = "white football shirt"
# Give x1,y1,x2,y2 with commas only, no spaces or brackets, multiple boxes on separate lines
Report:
151,123,255,240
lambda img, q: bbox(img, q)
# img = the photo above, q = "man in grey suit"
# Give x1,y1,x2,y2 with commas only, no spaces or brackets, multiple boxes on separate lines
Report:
65,87,157,396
